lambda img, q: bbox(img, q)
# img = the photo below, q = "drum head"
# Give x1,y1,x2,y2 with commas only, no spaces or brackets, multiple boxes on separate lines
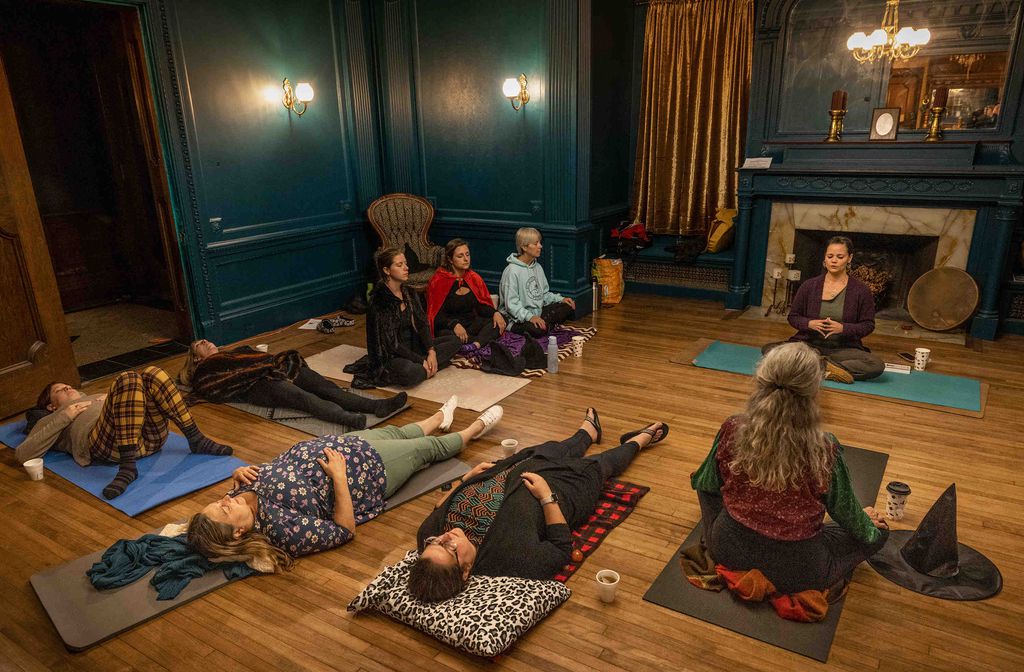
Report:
907,267,979,331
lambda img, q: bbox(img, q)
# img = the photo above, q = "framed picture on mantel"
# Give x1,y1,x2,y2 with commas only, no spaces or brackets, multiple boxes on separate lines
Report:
869,107,900,141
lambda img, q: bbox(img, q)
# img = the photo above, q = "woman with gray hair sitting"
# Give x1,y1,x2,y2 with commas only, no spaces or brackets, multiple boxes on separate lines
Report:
498,227,575,337
691,342,888,594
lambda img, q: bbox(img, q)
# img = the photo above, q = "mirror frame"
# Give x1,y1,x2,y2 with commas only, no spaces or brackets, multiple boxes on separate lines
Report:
757,0,1024,141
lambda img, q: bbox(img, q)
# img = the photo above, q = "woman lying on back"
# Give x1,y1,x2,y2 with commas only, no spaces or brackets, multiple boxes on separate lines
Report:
187,399,504,571
180,340,407,429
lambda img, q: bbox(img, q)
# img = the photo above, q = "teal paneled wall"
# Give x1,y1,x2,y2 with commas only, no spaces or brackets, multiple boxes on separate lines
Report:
158,0,373,341
415,0,546,221
125,0,636,340
373,0,600,305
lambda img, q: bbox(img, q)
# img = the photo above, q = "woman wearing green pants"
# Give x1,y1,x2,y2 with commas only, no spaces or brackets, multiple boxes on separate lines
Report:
186,396,504,572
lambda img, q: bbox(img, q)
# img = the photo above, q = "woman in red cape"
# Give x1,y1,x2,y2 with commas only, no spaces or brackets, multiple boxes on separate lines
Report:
426,239,506,349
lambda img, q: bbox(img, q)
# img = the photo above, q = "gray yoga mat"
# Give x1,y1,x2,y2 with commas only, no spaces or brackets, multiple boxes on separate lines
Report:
31,458,468,651
226,391,410,437
642,445,889,663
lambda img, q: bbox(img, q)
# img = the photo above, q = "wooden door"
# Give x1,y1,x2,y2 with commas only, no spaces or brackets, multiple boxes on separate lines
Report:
0,55,79,418
120,11,194,339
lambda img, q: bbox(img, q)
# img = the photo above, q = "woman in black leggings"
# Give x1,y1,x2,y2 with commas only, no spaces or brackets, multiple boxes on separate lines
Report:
181,340,407,430
360,248,463,388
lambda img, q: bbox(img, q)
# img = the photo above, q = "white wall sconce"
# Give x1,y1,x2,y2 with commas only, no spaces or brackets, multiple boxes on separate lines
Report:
502,73,530,111
282,78,314,116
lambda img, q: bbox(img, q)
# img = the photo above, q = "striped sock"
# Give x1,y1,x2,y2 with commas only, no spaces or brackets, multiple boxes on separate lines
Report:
189,435,234,455
102,447,138,499
182,424,233,455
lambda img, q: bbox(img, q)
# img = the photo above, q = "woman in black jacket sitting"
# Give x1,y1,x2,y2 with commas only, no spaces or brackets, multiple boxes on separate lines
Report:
407,408,669,601
360,248,463,387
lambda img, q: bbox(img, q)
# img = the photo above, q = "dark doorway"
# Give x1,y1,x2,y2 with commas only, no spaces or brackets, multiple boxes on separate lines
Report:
0,0,192,380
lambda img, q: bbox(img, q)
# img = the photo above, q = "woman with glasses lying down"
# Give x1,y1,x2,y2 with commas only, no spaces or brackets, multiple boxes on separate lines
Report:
407,408,669,602
186,399,504,572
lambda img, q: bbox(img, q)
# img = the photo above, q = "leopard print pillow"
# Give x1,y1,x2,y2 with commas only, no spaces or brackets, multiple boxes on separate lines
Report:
347,550,571,657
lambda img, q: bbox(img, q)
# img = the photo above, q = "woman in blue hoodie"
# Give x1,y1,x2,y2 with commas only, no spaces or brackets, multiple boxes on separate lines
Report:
498,227,575,337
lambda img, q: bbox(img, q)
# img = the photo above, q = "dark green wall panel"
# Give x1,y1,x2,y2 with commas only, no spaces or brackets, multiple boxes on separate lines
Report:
414,0,546,217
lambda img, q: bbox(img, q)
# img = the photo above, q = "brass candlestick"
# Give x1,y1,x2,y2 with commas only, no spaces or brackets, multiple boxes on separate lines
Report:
924,106,946,142
825,109,846,143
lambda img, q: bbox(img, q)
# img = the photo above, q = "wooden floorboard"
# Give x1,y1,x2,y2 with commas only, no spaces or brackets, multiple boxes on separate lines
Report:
2,293,1022,671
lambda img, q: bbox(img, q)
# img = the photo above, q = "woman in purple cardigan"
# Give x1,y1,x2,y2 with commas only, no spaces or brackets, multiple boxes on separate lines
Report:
766,236,884,382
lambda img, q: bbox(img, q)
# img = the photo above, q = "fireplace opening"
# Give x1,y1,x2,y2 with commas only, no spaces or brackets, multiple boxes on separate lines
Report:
793,230,939,321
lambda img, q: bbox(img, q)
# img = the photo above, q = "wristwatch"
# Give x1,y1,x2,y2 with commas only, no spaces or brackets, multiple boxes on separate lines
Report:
539,493,560,506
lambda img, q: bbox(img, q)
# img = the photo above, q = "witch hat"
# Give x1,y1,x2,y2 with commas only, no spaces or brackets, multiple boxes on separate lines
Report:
868,484,1002,600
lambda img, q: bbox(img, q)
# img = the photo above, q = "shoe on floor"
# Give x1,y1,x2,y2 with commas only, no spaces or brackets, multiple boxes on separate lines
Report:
438,395,458,432
474,405,503,438
327,315,356,328
824,360,854,384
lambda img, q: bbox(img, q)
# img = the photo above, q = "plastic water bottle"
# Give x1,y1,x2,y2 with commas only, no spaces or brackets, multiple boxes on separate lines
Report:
547,335,558,373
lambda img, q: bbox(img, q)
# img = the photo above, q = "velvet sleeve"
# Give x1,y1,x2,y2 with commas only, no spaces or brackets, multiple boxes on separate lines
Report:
409,291,435,351
691,430,724,494
787,280,813,332
823,445,880,545
842,283,876,341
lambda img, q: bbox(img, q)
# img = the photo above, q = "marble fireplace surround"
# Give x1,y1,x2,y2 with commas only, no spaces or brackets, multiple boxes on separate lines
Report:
762,203,976,307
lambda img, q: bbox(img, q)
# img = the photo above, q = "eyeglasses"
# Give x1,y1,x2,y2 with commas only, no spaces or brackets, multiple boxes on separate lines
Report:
424,535,460,563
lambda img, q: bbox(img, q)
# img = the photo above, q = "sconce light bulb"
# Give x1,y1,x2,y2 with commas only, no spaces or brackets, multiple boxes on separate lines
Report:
846,32,867,50
894,26,913,45
295,82,314,102
502,78,520,98
914,28,931,46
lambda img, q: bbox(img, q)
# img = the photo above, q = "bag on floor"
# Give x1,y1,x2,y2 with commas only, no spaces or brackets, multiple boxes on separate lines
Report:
592,257,624,305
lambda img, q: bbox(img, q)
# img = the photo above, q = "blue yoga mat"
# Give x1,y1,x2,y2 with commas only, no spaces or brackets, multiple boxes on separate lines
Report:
693,340,982,413
1,420,244,517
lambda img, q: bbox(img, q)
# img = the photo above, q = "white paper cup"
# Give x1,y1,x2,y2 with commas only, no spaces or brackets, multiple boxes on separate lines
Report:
571,336,585,357
23,458,44,481
913,347,931,371
500,439,519,459
596,569,620,603
255,344,269,352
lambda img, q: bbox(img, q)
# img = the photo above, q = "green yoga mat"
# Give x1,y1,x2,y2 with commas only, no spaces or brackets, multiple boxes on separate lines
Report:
693,340,982,413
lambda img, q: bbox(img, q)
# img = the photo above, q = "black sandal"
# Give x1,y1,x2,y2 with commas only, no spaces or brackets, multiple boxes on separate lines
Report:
619,422,669,448
583,407,602,443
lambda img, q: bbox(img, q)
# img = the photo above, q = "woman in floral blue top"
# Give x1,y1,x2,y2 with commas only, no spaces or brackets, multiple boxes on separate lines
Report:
186,396,504,571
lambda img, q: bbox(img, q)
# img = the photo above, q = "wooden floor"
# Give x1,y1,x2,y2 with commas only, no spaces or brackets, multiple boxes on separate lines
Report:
2,294,1023,672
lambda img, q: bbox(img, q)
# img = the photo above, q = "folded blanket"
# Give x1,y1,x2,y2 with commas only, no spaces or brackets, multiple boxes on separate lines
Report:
679,542,839,623
87,533,258,600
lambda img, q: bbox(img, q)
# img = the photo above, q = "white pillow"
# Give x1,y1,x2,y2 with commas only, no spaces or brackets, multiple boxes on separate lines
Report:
347,550,571,657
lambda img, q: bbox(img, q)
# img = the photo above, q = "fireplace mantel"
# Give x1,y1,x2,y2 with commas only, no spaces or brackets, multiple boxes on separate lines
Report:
731,163,1024,339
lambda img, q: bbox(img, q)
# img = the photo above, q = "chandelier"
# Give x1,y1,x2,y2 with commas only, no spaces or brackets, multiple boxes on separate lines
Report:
847,0,931,63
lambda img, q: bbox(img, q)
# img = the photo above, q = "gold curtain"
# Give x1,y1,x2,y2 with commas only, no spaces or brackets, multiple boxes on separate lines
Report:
631,0,754,235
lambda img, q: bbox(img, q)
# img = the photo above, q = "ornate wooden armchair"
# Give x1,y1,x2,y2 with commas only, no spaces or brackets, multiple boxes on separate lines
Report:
366,193,445,291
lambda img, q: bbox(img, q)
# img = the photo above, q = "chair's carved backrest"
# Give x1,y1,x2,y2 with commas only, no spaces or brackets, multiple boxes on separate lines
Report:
367,193,437,262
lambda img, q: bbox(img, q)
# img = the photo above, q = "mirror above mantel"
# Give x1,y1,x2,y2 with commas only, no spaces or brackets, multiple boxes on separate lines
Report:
776,0,1021,136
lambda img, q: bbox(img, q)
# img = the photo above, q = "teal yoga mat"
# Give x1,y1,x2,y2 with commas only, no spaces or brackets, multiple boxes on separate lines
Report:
692,340,982,413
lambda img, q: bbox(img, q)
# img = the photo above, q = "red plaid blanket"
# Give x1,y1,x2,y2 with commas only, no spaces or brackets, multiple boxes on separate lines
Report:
554,479,650,582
